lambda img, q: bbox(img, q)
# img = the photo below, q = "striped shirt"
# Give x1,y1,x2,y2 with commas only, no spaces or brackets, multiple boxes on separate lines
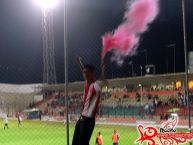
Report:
81,81,101,118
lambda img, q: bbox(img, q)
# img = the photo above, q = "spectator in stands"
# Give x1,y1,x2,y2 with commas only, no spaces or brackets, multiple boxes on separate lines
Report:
144,103,149,115
39,111,42,121
160,113,164,120
72,56,107,145
150,105,155,116
164,113,169,120
96,132,103,145
153,96,158,108
112,130,119,145
138,106,143,118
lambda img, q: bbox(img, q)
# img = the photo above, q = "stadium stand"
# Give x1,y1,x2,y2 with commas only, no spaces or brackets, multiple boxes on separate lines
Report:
1,73,192,124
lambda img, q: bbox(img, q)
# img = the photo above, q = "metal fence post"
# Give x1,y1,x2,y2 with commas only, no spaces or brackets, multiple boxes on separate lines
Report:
64,0,69,144
182,0,192,144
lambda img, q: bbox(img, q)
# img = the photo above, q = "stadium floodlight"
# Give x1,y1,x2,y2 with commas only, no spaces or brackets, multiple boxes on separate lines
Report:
34,0,58,85
34,0,58,10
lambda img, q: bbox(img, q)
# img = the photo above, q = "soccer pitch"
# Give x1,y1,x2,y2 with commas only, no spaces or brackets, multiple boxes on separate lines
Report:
0,120,191,145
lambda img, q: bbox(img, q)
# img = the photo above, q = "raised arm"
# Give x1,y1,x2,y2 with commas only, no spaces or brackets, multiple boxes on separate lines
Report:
76,56,84,72
96,59,107,88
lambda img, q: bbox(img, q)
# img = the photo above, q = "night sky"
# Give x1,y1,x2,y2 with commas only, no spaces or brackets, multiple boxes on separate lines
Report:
0,0,193,84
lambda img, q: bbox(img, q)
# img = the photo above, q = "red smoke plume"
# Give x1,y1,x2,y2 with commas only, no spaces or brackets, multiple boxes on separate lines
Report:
102,0,159,65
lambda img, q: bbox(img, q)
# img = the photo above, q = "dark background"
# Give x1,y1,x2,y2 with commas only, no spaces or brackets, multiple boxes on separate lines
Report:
0,0,193,84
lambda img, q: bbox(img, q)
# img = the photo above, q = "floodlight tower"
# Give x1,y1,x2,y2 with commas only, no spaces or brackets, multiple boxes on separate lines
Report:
35,0,57,84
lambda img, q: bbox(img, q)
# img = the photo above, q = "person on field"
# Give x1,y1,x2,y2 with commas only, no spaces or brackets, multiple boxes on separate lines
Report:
4,114,8,130
17,112,22,127
112,130,119,145
96,132,103,145
72,56,107,145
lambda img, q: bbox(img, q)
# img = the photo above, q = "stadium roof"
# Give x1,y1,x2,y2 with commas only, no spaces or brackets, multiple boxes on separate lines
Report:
43,72,193,92
0,83,42,94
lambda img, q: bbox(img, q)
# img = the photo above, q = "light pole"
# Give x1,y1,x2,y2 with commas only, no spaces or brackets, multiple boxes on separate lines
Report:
167,43,176,73
139,84,143,105
64,0,70,144
140,65,143,76
128,57,134,77
182,0,191,144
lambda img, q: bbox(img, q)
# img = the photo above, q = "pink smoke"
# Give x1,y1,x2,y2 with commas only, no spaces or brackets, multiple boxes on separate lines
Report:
101,0,159,65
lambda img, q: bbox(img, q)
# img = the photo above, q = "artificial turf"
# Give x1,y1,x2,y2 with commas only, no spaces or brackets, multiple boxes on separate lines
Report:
0,119,191,145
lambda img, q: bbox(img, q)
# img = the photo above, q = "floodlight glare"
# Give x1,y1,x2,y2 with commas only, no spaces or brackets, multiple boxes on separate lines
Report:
35,0,58,10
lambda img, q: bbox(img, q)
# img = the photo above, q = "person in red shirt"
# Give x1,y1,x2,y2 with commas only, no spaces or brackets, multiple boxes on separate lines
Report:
96,132,103,145
72,56,107,145
112,130,119,145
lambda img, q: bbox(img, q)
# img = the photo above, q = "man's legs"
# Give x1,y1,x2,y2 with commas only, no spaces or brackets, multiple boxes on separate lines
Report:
79,118,95,145
72,119,81,145
4,123,8,130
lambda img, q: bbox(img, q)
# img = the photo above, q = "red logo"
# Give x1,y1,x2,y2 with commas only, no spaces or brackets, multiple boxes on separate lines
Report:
161,114,178,130
136,114,193,145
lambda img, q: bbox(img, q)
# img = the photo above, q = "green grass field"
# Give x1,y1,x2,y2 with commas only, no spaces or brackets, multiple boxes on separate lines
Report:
0,119,192,145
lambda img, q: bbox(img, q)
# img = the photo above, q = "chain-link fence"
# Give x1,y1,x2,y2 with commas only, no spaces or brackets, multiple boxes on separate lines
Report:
0,0,193,145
